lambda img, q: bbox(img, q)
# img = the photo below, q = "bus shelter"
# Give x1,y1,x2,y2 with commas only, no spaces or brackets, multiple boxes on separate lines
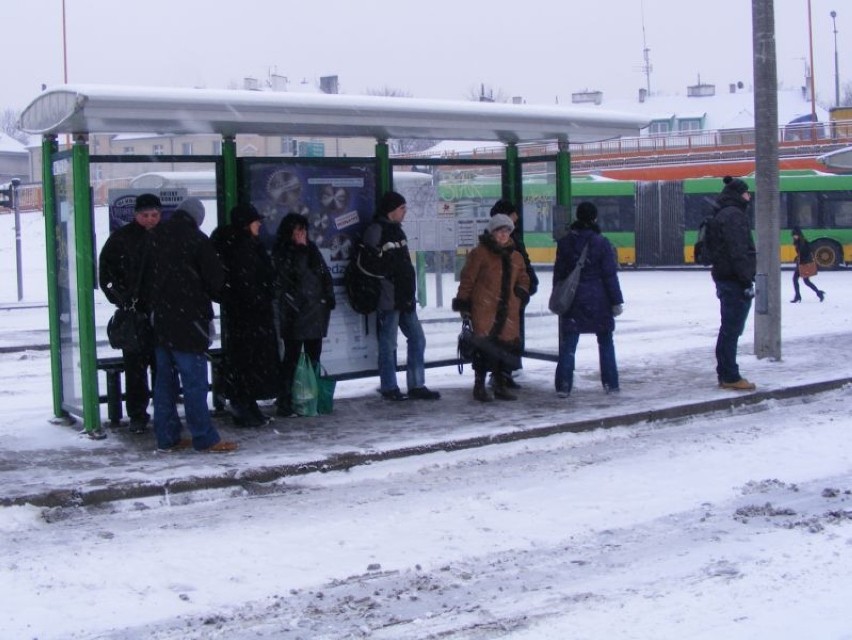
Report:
20,84,647,436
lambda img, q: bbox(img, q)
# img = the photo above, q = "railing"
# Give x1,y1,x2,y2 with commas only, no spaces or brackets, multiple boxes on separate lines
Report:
402,120,852,167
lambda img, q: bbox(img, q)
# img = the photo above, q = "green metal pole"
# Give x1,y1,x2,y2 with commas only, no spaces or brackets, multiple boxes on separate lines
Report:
375,140,391,196
222,135,238,223
504,142,521,206
42,135,66,420
71,135,102,435
556,141,572,211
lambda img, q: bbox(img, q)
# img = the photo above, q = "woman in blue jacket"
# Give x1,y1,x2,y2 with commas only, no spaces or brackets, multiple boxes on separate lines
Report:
553,202,624,397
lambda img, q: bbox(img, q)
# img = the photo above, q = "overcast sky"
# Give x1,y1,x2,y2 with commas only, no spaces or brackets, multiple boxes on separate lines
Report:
4,0,849,113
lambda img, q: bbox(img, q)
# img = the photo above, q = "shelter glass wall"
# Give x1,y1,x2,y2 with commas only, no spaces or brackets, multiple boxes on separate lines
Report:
53,154,85,415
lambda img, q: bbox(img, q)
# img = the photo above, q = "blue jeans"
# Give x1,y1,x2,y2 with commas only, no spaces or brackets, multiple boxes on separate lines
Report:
153,347,221,450
555,323,619,393
715,280,753,383
376,309,426,393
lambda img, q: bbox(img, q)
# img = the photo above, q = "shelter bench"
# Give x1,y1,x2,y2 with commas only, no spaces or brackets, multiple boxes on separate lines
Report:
96,347,225,426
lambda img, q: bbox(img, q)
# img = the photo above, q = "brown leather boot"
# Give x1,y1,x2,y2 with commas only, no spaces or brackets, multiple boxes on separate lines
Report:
492,370,517,401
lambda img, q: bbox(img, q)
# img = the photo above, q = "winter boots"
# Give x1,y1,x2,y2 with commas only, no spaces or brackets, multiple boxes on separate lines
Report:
473,371,493,402
492,370,518,401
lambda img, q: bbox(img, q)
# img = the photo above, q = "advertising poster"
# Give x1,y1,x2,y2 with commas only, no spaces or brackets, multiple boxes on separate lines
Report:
107,188,188,233
248,162,378,376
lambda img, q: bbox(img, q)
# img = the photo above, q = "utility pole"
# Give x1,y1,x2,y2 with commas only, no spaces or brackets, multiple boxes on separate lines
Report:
831,11,840,107
752,0,781,360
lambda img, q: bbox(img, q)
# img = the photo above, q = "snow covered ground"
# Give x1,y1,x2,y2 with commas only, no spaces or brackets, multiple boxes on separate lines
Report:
1,209,852,639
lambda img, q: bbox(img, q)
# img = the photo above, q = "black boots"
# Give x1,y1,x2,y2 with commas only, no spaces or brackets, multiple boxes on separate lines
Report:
818,290,825,302
473,371,493,402
492,370,517,401
790,295,801,303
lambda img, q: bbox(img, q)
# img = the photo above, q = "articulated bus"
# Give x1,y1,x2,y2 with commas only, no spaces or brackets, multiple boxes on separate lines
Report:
437,172,852,268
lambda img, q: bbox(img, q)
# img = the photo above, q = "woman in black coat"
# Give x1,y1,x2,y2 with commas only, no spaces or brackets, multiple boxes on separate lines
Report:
273,213,336,416
790,226,825,303
211,203,280,426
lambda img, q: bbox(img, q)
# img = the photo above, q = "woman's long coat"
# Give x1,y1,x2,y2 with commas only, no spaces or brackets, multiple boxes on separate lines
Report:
211,223,279,400
553,224,624,334
272,238,335,341
453,233,530,343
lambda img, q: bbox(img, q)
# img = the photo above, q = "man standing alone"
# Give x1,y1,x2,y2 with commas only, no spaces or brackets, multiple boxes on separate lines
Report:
711,176,757,391
99,193,161,433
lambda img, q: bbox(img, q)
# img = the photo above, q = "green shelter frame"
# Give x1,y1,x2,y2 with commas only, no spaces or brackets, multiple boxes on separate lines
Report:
20,84,646,436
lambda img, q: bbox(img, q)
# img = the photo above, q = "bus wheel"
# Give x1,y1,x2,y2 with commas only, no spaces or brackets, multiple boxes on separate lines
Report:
811,240,842,269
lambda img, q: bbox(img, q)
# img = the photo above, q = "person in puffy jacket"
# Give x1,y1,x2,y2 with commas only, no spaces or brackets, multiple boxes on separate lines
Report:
552,202,624,397
710,177,757,392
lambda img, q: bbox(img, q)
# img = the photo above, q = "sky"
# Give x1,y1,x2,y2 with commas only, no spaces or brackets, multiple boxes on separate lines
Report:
3,0,850,114
1,205,852,637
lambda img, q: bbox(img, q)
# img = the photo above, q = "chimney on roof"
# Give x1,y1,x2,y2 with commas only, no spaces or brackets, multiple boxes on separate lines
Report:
511,96,524,104
571,90,603,105
320,75,339,94
270,74,288,92
244,77,260,91
639,88,647,103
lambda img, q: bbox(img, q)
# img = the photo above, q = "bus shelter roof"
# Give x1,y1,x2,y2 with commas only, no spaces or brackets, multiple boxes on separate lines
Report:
19,84,648,144
818,146,852,172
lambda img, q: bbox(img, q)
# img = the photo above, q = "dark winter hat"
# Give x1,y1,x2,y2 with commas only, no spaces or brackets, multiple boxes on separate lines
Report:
134,193,162,212
488,213,515,234
230,203,262,228
176,197,205,227
791,225,803,236
490,199,517,217
378,191,406,216
722,176,749,196
576,201,598,223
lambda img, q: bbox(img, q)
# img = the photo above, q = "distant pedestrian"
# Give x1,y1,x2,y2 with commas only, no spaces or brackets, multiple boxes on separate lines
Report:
98,193,161,433
453,213,531,402
790,226,825,303
211,203,279,427
363,191,440,401
272,212,335,417
553,202,624,397
488,199,538,389
147,197,237,453
709,177,757,391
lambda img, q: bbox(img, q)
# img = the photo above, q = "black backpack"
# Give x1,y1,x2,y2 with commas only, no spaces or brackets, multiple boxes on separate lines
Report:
694,203,722,266
343,242,383,315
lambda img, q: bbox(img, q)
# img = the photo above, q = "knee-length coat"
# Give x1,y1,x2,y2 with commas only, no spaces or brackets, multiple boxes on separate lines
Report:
453,232,530,343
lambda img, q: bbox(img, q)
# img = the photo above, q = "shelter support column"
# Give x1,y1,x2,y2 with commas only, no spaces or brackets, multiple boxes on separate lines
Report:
504,142,521,206
375,140,390,196
555,140,572,212
71,134,102,435
42,135,68,422
221,135,238,219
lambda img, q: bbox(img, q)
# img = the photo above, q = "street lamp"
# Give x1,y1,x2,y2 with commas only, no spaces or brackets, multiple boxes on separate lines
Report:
831,10,840,107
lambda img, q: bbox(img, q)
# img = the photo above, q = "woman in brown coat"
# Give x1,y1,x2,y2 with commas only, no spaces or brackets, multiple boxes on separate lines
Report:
452,214,531,401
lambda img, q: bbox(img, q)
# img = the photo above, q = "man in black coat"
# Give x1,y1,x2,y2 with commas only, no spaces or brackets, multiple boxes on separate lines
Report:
98,193,161,432
147,197,236,453
362,191,440,401
710,177,757,392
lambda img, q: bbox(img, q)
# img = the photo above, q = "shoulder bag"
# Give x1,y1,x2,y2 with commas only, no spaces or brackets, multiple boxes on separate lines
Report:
549,242,589,315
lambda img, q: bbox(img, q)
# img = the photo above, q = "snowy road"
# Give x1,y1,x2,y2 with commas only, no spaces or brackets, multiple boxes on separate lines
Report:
4,387,851,639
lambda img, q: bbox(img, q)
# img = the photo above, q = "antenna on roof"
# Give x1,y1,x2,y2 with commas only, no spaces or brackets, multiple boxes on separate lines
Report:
636,0,653,95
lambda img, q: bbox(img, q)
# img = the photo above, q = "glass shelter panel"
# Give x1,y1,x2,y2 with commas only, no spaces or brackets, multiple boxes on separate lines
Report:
53,157,85,416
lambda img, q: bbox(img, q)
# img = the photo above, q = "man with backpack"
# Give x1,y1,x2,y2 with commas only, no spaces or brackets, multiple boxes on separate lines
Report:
362,191,440,402
709,176,757,392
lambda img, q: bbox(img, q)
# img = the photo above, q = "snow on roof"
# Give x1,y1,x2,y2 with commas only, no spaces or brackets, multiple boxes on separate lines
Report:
0,134,27,155
18,84,648,144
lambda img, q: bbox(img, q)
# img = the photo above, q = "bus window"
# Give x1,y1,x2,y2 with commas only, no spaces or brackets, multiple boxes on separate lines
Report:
787,192,819,228
822,192,852,228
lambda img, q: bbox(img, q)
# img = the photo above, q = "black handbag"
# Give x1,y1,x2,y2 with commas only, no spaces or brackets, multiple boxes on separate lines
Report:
457,317,476,373
106,243,153,353
107,306,153,352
